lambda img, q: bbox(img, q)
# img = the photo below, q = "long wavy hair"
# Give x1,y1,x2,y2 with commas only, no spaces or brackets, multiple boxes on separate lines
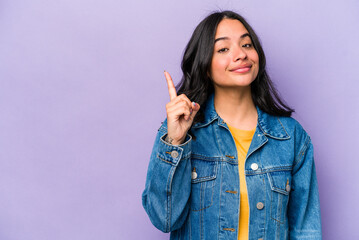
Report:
176,10,294,124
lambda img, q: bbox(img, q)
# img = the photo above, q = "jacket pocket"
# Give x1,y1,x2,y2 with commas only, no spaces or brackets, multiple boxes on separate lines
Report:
267,170,292,224
190,158,218,211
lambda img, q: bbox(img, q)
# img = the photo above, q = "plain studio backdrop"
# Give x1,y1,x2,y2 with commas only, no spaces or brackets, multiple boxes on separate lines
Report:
0,0,358,239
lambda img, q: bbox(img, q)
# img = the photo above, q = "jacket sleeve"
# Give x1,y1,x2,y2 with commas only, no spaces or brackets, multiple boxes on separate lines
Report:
142,119,192,233
288,134,322,239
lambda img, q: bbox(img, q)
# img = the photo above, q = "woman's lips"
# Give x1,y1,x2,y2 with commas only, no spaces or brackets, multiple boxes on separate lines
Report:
231,67,251,73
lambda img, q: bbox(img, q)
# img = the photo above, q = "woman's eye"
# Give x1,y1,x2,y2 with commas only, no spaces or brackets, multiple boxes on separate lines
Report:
218,48,228,53
243,43,253,48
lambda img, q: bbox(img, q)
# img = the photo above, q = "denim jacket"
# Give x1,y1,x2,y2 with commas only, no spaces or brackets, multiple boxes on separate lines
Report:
142,94,322,240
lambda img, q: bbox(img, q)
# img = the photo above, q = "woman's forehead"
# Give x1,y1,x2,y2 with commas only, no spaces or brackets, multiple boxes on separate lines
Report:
215,19,249,39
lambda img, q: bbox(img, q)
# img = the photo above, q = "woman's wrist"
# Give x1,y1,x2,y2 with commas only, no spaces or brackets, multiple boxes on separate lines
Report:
165,135,184,145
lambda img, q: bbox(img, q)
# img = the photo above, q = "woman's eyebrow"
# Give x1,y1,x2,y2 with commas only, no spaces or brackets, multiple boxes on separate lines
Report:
214,33,250,43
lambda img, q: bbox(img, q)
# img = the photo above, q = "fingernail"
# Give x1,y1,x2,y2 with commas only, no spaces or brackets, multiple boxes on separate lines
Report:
192,102,196,107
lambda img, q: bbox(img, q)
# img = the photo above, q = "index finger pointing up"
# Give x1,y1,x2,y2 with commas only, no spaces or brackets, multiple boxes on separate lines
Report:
164,71,177,100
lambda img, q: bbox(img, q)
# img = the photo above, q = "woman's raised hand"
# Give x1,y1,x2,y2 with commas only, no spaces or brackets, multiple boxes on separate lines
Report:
164,71,200,145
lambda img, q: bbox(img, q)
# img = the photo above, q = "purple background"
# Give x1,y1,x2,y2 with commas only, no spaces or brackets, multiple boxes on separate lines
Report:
0,0,358,239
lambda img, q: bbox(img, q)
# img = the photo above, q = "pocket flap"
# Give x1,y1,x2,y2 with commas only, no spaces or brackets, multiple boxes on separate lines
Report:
267,171,292,195
191,159,218,184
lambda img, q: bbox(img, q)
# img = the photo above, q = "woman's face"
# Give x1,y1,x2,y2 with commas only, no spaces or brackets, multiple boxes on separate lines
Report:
210,18,259,90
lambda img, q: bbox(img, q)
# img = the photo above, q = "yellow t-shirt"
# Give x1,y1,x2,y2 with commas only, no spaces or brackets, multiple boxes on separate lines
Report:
227,123,256,240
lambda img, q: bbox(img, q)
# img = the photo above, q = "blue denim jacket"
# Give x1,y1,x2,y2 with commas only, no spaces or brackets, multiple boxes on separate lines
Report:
142,94,322,240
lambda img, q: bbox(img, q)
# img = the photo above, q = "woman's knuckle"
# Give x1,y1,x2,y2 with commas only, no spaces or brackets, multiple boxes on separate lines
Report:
177,101,184,107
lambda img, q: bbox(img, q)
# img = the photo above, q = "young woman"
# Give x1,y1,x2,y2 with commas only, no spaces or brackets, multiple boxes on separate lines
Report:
142,10,322,240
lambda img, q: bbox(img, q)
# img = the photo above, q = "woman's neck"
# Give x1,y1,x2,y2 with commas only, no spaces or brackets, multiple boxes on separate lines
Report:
214,86,258,130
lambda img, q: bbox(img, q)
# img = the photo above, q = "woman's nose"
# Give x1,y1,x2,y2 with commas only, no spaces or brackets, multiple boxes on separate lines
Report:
233,46,247,61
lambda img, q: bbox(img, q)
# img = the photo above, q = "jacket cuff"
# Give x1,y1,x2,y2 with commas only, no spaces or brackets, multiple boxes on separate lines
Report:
157,133,192,166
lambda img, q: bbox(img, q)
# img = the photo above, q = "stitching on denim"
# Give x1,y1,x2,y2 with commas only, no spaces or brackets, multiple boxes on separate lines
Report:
246,137,268,162
209,173,215,207
221,159,238,165
277,117,291,138
223,228,235,232
157,154,191,165
191,179,215,211
270,198,286,224
159,125,167,131
272,186,289,195
157,156,174,165
190,161,218,184
276,217,280,239
267,134,291,140
165,175,170,232
258,117,291,140
225,190,237,194
279,193,283,223
165,193,169,232
293,135,311,169
200,182,203,240
166,165,176,232
269,172,283,224
191,204,213,212
270,188,274,222
213,123,222,158
268,171,290,224
192,176,216,183
217,161,223,240
191,154,221,161
167,193,171,232
189,211,191,239
258,122,266,135
192,116,218,129
263,177,267,237
160,132,193,148
246,166,292,176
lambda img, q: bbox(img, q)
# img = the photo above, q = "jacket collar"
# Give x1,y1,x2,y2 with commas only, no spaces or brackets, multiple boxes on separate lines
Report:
193,93,290,140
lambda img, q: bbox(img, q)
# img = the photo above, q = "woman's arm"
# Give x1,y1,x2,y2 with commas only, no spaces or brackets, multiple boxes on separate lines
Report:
288,134,322,239
142,120,192,233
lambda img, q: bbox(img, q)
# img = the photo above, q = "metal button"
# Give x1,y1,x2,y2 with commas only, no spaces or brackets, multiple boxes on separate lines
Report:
191,171,198,180
171,151,179,158
251,163,259,171
256,202,264,210
286,184,291,192
258,238,263,240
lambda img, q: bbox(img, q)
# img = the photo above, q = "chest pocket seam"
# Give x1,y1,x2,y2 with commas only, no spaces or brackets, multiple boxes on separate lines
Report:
267,170,292,224
190,159,218,211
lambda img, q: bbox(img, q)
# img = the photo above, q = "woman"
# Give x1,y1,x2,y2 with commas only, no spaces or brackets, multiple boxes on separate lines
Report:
142,10,322,240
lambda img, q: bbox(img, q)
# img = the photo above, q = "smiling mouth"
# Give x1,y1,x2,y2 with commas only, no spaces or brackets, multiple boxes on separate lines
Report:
230,66,251,73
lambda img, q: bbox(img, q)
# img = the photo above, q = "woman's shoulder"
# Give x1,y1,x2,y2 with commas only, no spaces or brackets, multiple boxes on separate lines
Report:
257,106,309,139
275,115,312,150
277,115,308,135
